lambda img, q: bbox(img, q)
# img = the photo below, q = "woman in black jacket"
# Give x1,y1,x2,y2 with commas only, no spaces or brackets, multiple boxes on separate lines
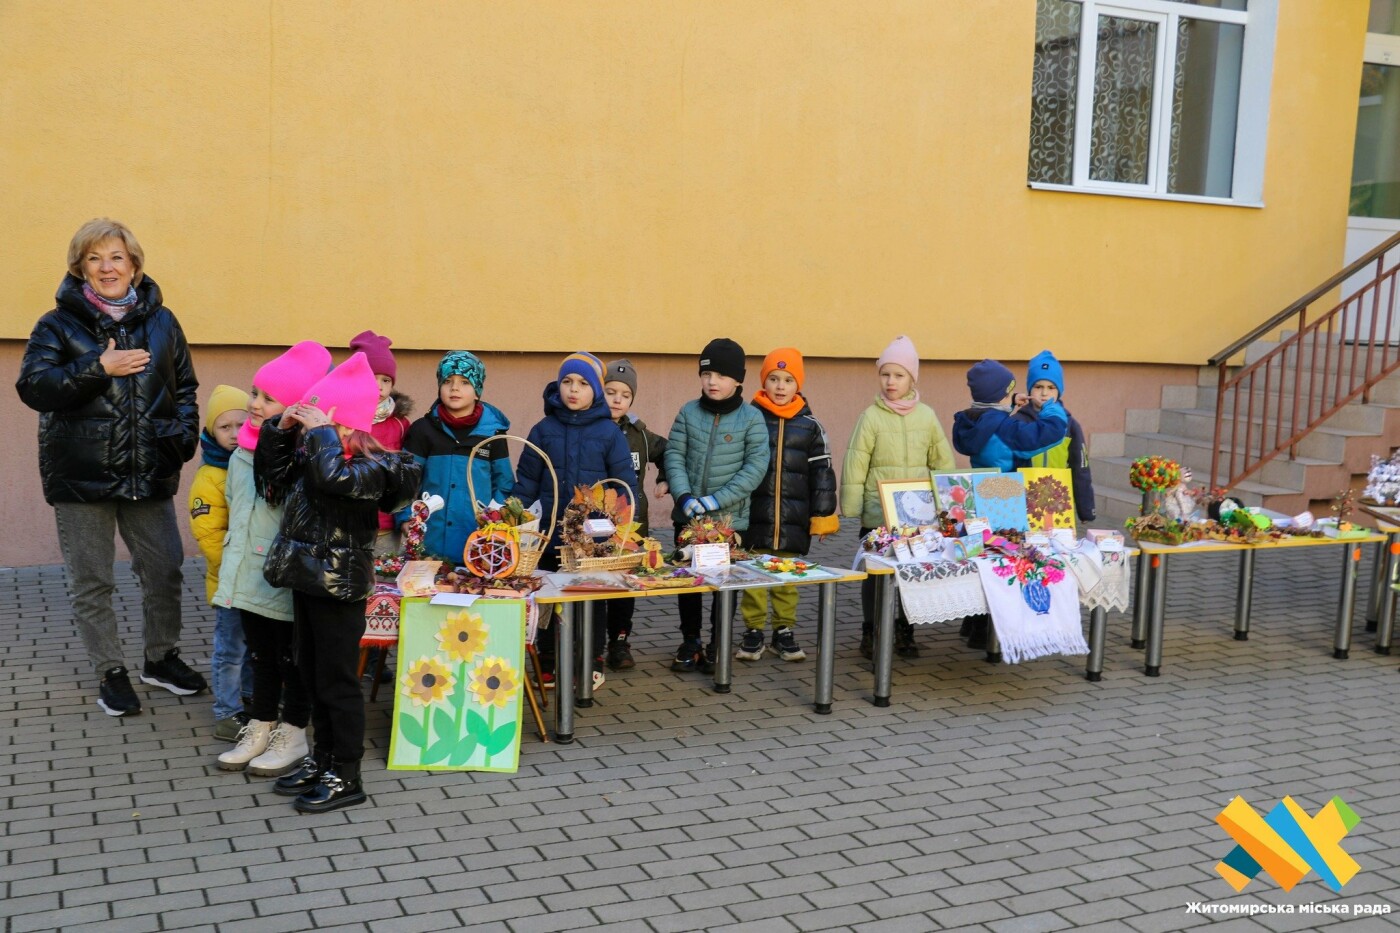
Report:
15,218,204,717
257,353,421,813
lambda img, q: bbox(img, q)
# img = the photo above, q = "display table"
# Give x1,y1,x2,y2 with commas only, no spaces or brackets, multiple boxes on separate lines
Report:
858,543,1134,706
1360,506,1400,653
533,563,866,743
1133,532,1385,677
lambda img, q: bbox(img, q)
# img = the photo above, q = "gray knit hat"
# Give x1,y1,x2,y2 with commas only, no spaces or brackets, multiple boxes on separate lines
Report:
605,358,638,396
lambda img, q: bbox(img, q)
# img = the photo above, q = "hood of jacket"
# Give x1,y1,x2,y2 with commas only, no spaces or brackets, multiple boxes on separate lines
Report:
952,407,1006,457
542,381,613,426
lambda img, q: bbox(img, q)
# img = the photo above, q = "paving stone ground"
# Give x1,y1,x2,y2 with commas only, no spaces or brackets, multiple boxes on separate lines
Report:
3,528,1400,932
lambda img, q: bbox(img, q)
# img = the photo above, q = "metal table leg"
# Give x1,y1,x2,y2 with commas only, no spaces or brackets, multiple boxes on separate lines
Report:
1144,555,1167,677
1376,536,1399,655
873,574,896,708
713,590,734,694
985,619,1002,664
1085,606,1107,682
1234,550,1255,641
1131,552,1150,649
554,603,575,743
577,600,595,708
1367,541,1387,633
814,582,836,714
1334,544,1362,660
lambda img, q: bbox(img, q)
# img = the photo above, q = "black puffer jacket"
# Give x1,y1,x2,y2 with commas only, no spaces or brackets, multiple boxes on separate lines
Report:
16,274,199,503
259,423,422,602
746,399,839,555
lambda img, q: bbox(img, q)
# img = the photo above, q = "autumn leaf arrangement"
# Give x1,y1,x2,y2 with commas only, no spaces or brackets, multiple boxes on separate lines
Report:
560,483,644,558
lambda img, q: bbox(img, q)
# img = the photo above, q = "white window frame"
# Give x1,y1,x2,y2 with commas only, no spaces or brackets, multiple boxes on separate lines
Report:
1029,0,1277,208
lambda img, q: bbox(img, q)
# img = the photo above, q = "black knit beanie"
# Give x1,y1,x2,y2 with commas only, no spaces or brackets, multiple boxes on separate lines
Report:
698,337,746,383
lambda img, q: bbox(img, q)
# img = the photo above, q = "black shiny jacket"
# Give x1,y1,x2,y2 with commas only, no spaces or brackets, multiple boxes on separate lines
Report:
259,423,422,602
746,399,838,555
16,275,199,503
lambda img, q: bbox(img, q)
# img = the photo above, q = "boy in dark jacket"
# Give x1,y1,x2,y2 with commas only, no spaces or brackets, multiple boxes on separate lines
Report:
601,359,668,671
737,349,839,662
512,352,638,680
1011,350,1095,522
951,359,1068,472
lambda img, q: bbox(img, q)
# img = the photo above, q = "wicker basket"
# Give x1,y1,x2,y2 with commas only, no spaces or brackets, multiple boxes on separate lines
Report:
559,477,645,573
466,435,557,576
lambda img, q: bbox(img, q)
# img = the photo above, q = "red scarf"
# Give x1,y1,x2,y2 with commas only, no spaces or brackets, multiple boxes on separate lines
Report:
754,390,805,420
438,401,484,430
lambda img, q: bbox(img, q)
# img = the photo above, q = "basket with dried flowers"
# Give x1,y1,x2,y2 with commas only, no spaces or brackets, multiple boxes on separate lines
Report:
559,479,646,572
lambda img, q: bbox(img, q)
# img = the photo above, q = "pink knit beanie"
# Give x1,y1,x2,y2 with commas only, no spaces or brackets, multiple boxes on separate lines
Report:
303,352,379,433
253,341,333,406
877,335,920,383
348,330,397,382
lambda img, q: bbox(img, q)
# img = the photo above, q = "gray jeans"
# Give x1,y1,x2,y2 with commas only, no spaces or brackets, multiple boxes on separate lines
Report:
53,498,185,675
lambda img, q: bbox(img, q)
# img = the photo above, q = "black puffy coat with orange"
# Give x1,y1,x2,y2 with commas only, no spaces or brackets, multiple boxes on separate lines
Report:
745,399,839,555
16,275,199,503
259,423,422,602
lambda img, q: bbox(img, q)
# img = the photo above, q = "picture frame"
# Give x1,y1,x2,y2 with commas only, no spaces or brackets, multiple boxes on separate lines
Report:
877,477,938,528
930,468,999,524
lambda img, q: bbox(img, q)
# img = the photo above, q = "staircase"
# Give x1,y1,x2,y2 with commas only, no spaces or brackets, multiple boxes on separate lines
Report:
1092,231,1400,526
1090,358,1400,525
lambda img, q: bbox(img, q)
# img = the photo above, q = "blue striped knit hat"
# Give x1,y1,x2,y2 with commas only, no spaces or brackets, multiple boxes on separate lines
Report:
558,351,606,399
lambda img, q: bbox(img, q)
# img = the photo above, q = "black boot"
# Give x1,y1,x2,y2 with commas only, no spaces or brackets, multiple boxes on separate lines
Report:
894,619,919,658
273,749,331,797
859,625,874,660
294,759,367,814
966,615,990,651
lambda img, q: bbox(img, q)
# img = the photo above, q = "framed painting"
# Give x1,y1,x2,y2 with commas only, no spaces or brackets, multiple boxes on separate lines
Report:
931,468,998,524
972,471,1030,532
878,478,938,528
388,598,527,773
1019,467,1077,532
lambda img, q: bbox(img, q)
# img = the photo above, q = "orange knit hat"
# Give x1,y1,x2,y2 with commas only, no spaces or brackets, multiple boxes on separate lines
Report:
760,348,805,392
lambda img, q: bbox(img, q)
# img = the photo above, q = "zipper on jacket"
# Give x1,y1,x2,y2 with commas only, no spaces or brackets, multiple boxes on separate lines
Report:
772,417,785,550
697,413,720,498
119,323,138,498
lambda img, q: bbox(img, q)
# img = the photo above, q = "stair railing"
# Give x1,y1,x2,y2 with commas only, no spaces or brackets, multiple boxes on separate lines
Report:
1208,230,1400,489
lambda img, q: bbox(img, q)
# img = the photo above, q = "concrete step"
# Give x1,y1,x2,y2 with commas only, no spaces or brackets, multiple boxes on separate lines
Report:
1158,403,1396,442
1196,377,1400,409
1091,453,1299,500
1120,428,1361,472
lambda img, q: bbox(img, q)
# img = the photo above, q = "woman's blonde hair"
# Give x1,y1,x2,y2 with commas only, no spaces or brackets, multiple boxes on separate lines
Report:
67,218,145,286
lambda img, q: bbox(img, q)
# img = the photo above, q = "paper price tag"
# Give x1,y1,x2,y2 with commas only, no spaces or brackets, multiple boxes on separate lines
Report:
582,518,616,536
892,540,915,563
964,518,991,537
910,537,931,560
691,543,731,572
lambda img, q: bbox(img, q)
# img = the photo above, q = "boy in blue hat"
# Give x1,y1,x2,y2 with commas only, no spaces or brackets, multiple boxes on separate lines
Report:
1011,350,1095,522
952,359,1068,472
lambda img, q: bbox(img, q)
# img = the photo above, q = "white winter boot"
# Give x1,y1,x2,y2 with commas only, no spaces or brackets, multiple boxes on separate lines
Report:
217,719,272,771
247,724,309,778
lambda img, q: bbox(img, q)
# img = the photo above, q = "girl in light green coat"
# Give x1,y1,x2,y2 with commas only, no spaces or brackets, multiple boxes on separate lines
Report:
840,336,954,658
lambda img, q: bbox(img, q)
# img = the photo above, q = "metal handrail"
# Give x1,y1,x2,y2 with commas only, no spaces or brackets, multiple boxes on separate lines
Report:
1209,231,1400,490
1209,231,1400,367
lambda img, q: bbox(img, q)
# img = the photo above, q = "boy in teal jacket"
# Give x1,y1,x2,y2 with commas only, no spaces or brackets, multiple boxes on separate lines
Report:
665,338,771,672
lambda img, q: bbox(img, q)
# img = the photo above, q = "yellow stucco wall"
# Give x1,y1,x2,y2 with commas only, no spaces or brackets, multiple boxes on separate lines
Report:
0,1,1369,362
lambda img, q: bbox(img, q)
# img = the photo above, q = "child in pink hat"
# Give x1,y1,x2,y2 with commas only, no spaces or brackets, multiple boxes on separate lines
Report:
258,352,422,814
347,331,414,554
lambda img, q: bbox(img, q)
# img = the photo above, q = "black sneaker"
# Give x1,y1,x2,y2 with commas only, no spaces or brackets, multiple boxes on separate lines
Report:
697,643,716,675
97,667,141,717
606,636,635,671
140,649,208,696
770,627,806,662
671,639,703,672
735,629,765,661
894,621,920,659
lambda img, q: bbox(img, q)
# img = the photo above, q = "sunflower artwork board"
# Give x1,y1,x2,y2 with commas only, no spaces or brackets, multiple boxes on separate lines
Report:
1019,468,1077,533
389,598,526,773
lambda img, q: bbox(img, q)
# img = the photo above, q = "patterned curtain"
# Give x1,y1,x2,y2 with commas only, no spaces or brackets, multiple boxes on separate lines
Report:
1028,0,1082,184
1088,15,1158,184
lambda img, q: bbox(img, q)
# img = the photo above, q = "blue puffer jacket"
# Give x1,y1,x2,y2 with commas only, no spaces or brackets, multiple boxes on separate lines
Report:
951,400,1067,472
665,396,771,531
510,384,638,546
397,401,514,563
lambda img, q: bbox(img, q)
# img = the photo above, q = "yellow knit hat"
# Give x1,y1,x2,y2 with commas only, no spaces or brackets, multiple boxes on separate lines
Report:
204,384,250,432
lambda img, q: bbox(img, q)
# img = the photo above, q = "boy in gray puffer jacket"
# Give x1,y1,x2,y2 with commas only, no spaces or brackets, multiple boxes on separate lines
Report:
665,338,770,673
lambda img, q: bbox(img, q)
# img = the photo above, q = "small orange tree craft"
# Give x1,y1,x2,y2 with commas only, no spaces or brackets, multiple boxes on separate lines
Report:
1026,474,1071,530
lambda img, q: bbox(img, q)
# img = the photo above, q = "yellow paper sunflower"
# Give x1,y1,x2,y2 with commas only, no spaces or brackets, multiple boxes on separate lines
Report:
436,609,488,663
401,656,455,707
467,657,521,709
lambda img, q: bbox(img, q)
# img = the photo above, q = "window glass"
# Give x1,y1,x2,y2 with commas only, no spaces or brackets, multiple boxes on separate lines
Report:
1089,15,1158,185
1028,0,1083,184
1351,63,1400,219
1169,18,1244,197
1369,0,1400,36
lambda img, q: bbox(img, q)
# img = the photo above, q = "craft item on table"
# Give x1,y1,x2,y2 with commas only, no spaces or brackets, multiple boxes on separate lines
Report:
1128,455,1182,516
401,493,446,561
462,524,522,579
1052,541,1103,593
1077,540,1133,613
389,599,526,772
878,478,939,528
1085,529,1124,548
894,559,988,624
624,567,706,590
1363,451,1400,505
749,556,838,582
398,560,447,598
1025,533,1051,547
439,569,544,598
1159,467,1198,522
477,496,540,530
909,536,932,561
975,545,1086,664
859,525,924,557
972,472,1029,532
1124,513,1199,545
365,584,402,644
945,533,985,561
559,575,636,592
931,471,985,525
963,517,991,537
1020,468,1077,532
1050,527,1077,548
560,481,645,572
892,539,915,563
641,539,667,571
1291,511,1315,531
